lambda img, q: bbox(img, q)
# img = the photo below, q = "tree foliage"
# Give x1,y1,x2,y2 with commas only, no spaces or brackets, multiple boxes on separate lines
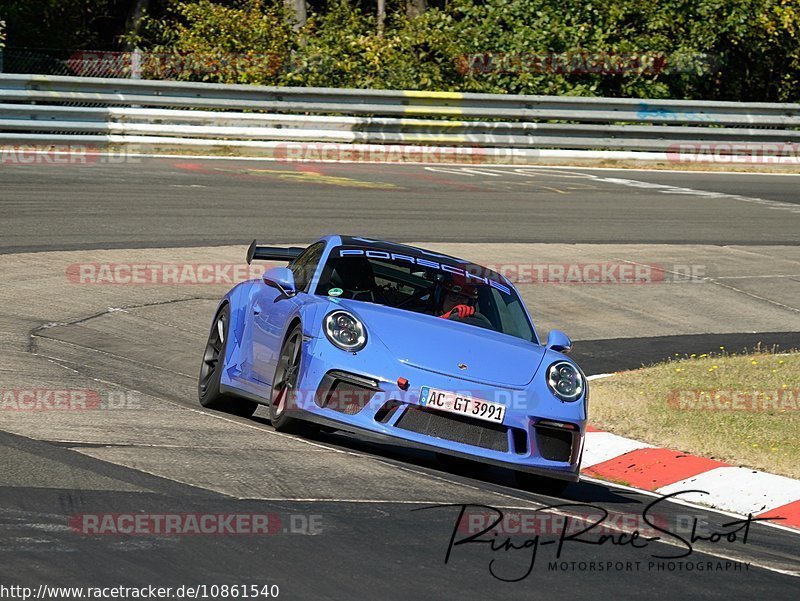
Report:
131,0,800,101
2,0,799,101
136,0,295,82
411,0,800,101
0,1,143,48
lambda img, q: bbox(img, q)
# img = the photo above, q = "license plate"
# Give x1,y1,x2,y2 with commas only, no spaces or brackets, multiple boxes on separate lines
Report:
418,386,506,424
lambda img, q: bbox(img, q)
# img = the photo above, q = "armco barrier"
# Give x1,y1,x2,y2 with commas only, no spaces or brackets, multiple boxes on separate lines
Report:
1,74,800,160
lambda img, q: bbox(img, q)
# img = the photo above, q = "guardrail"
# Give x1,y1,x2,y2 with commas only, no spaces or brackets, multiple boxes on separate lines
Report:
2,73,800,158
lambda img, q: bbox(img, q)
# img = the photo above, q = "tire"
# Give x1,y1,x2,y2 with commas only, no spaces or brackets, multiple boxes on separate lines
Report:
198,304,258,418
514,471,571,496
269,323,311,433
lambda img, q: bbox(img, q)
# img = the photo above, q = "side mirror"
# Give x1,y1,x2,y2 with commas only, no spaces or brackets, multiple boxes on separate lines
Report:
545,330,572,354
262,267,297,297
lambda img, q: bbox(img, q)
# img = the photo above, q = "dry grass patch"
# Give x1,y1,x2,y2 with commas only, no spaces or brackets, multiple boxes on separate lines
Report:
589,350,800,478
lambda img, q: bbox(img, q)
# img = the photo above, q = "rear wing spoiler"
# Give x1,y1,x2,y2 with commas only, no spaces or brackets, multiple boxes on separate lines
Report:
246,240,305,264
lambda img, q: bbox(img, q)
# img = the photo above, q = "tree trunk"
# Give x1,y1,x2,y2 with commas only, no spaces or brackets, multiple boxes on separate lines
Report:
406,0,428,19
284,0,308,30
125,0,150,50
378,0,386,35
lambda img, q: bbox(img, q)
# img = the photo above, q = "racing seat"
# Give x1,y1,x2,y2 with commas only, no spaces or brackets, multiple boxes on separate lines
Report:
329,258,385,303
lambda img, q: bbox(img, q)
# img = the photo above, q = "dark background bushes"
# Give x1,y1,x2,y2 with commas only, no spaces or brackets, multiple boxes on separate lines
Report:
0,0,798,101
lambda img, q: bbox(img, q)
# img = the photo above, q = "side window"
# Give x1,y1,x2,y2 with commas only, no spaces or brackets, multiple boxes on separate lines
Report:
489,288,535,342
289,242,326,293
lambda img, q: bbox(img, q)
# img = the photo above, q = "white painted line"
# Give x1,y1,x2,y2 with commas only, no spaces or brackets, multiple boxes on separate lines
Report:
503,163,800,177
580,431,653,468
657,467,800,516
458,168,503,176
587,373,615,381
706,279,800,313
580,474,800,537
424,166,477,176
235,498,543,509
59,441,245,450
591,175,800,213
428,165,800,213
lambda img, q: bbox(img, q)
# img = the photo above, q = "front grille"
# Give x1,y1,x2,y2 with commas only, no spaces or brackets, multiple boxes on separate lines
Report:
534,426,574,462
316,371,378,415
394,406,508,452
374,400,403,423
511,428,529,454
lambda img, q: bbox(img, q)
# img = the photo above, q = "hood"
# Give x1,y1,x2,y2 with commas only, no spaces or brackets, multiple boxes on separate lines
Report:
334,299,544,388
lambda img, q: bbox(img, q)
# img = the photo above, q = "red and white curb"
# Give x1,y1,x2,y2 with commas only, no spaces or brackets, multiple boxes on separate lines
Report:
581,425,800,529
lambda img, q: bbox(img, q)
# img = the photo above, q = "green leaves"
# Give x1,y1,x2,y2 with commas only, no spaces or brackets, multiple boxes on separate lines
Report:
134,0,800,100
141,0,295,83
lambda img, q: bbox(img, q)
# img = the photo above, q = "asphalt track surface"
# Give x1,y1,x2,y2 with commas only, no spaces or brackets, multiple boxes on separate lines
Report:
0,158,798,600
0,159,799,252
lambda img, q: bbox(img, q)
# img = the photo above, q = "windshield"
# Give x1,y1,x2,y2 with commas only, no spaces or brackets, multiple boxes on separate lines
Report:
314,246,536,343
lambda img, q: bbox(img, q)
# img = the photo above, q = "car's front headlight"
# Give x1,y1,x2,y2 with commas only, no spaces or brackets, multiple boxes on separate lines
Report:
324,310,367,352
546,361,584,402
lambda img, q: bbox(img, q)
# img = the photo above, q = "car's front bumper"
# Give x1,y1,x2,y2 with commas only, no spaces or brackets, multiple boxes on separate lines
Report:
290,336,586,482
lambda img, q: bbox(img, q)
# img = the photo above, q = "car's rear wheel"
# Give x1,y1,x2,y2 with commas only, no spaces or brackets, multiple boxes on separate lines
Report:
269,324,310,433
514,471,571,496
198,304,258,417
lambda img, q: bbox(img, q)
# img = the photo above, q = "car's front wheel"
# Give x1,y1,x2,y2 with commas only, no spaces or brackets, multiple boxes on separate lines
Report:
198,304,258,417
269,324,310,433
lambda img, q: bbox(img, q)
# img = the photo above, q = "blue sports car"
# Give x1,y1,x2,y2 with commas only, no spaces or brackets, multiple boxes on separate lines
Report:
198,236,587,493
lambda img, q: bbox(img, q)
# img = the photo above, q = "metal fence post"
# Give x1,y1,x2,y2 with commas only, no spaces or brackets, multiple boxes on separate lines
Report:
131,48,142,80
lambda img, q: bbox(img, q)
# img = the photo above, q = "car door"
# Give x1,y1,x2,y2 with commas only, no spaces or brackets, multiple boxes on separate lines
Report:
250,242,326,386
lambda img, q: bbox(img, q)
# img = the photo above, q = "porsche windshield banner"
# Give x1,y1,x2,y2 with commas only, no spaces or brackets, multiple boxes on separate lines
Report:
335,246,513,295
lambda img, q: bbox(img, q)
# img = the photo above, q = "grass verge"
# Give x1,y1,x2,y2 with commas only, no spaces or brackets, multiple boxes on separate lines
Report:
589,349,800,479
